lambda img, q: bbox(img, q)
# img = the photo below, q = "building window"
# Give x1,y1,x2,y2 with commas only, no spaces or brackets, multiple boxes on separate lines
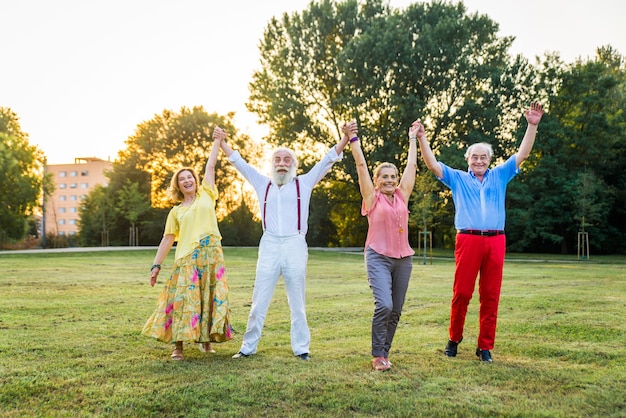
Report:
70,171,78,177
59,231,66,236
69,207,78,213
69,219,76,225
81,182,88,189
59,183,67,189
59,219,66,225
70,183,77,189
59,207,66,213
81,170,89,176
70,195,78,201
59,171,67,177
59,195,66,201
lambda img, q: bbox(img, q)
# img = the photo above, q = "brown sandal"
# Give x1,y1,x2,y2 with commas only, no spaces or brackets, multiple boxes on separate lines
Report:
171,344,184,360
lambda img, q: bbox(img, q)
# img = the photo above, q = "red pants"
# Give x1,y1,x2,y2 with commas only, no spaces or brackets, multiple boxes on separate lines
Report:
449,233,506,350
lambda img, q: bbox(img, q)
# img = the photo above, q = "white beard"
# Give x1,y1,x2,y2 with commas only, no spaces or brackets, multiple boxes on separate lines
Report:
272,167,296,186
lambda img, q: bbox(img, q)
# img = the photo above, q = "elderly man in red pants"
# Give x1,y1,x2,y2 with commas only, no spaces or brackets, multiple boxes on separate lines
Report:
415,102,544,362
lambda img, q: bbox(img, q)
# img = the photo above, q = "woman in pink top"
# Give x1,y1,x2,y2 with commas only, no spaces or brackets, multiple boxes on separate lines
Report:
343,120,421,371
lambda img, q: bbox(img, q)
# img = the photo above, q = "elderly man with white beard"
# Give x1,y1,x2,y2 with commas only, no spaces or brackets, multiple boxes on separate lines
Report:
216,124,353,360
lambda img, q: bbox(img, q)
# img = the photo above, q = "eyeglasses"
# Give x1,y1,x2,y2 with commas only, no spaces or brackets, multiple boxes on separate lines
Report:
469,155,490,162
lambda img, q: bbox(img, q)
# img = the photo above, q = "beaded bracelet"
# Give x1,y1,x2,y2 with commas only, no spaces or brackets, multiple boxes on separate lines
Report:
151,264,161,271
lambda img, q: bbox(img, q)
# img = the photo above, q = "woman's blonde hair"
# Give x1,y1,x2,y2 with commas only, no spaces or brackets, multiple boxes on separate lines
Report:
167,167,199,203
373,162,399,183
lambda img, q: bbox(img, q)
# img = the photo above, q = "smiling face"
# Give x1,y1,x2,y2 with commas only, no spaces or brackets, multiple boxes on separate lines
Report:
271,149,297,185
177,169,197,197
466,144,492,178
374,164,399,196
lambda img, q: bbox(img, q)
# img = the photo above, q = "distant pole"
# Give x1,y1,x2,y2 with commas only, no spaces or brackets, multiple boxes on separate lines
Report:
577,216,590,260
423,226,427,265
42,157,47,249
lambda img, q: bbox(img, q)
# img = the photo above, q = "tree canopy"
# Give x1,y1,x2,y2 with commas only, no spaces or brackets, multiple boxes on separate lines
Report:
247,0,536,247
507,47,626,253
245,0,625,252
73,0,625,254
0,107,44,242
79,106,264,246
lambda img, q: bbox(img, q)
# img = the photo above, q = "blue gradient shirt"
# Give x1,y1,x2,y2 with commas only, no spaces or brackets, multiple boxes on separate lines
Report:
438,155,519,231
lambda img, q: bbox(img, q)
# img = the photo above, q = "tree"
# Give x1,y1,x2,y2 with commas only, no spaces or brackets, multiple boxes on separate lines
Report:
219,199,262,246
116,181,152,246
0,107,44,243
78,185,116,246
79,106,264,246
247,0,532,246
507,46,626,253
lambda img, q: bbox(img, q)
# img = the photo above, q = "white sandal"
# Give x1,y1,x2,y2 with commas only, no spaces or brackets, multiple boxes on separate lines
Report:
199,343,216,353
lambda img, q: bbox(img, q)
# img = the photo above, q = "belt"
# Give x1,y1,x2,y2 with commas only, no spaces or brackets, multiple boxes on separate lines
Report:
458,229,505,236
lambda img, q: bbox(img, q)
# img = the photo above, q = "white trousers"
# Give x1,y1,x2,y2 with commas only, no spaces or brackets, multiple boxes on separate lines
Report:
239,233,310,356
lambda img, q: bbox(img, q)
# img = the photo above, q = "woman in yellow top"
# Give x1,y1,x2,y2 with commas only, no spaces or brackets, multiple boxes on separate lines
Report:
142,128,232,360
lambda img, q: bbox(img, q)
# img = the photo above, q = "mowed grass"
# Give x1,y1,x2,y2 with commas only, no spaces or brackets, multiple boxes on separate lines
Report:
0,248,624,417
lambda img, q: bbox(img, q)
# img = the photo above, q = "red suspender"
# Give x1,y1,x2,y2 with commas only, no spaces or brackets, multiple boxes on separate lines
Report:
295,177,301,232
263,177,301,233
262,182,271,230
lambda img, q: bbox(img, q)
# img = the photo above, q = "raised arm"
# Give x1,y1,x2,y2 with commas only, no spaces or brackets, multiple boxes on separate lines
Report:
343,121,376,209
397,123,419,204
204,127,226,187
414,119,443,178
516,102,544,168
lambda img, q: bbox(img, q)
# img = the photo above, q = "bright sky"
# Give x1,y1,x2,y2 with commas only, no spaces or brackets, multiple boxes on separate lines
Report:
2,0,624,164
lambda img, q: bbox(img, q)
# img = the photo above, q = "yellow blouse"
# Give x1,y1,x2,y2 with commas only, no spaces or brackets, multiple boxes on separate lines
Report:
164,179,221,261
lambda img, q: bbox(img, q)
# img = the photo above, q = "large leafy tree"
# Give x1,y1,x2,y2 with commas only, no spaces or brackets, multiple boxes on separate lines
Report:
0,107,44,242
507,46,626,254
247,0,533,246
79,106,263,246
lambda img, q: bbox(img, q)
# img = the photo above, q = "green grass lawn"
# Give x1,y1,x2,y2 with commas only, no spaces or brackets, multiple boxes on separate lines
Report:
0,248,624,417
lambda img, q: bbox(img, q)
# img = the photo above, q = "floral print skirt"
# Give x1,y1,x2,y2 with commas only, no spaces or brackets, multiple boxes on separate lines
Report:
142,234,233,344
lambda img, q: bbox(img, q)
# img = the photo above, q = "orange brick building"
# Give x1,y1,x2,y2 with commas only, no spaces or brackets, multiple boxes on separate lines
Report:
44,157,113,236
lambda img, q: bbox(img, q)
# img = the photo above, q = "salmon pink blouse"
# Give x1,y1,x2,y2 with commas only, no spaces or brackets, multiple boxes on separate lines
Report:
362,189,414,259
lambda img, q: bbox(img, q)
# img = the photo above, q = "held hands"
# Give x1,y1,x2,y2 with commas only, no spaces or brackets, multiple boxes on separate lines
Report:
342,120,358,140
213,126,227,142
524,102,544,126
409,119,425,140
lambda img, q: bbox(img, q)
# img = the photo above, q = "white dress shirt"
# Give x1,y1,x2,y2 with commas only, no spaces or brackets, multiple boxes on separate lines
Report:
228,147,343,236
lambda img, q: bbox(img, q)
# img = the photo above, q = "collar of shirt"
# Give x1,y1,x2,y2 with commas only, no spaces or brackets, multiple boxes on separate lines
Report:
468,167,491,178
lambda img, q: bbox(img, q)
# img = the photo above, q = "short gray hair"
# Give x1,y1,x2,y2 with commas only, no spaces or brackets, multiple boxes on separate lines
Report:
464,142,493,159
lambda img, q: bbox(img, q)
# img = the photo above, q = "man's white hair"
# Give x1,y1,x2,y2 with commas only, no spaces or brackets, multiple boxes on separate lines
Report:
464,142,493,159
271,147,298,169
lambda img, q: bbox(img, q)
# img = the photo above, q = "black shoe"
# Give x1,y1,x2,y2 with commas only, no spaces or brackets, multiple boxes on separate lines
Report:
232,351,251,359
444,337,463,357
476,348,493,363
296,353,310,361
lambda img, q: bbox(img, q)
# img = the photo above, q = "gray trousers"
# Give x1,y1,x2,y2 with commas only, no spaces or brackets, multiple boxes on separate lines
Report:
365,247,413,358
